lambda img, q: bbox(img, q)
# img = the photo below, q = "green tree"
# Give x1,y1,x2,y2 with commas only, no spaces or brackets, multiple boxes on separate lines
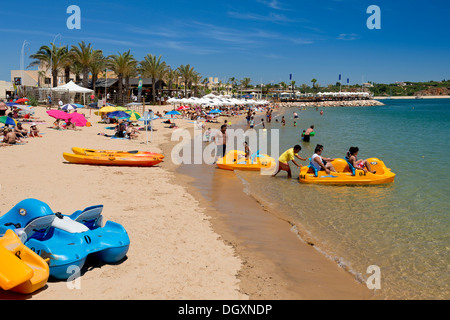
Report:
28,43,68,87
177,64,195,98
139,54,167,103
70,41,103,88
107,50,137,104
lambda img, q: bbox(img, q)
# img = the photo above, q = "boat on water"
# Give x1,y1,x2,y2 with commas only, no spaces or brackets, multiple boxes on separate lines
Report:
299,158,395,185
216,150,276,171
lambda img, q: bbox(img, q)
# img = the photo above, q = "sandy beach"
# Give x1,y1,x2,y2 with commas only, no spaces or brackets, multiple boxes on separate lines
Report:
0,104,371,300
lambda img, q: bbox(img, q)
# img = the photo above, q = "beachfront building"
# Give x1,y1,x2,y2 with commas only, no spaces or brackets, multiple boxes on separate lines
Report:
92,77,167,104
10,70,39,87
0,80,14,99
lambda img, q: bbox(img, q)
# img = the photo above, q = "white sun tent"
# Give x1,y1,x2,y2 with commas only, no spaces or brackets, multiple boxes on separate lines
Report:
51,81,94,104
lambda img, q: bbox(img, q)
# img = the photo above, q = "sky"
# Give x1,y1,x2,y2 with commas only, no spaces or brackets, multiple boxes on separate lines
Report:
0,0,449,86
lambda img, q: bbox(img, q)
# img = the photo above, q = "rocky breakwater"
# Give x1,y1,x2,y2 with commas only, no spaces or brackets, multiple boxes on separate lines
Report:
279,99,385,108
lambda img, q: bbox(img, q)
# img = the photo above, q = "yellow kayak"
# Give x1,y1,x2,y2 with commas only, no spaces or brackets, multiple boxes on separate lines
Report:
217,150,276,171
0,230,49,294
299,158,395,185
72,147,164,160
63,152,164,167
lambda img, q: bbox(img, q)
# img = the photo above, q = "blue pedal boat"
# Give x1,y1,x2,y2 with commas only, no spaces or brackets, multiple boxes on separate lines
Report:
0,199,130,280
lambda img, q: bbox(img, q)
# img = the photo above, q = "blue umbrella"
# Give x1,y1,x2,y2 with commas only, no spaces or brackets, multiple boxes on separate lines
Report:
108,111,131,119
0,116,17,126
74,104,85,109
61,104,78,111
165,110,181,115
138,116,160,122
209,109,222,114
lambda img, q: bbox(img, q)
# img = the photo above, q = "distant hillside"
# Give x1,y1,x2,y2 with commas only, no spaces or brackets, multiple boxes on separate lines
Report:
368,80,450,96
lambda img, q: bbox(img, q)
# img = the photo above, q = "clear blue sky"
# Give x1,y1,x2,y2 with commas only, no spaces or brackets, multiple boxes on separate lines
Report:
0,0,449,86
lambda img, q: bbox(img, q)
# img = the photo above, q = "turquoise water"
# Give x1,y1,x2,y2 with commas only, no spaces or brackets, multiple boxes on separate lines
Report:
236,99,450,299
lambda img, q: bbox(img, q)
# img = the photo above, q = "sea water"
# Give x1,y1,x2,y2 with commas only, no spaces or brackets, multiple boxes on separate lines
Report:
235,99,450,299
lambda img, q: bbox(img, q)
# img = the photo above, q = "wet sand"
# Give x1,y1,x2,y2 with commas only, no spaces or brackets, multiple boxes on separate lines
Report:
162,118,372,300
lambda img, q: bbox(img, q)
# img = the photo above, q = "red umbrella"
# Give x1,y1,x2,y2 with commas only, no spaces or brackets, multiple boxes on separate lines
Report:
47,110,69,120
15,98,29,104
177,106,189,111
68,112,87,127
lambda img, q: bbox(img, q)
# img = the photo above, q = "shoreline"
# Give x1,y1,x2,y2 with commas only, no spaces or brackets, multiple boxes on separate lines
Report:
1,106,247,300
1,104,371,300
162,109,372,300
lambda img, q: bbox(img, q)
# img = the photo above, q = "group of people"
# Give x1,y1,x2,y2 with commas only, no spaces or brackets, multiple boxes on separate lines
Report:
1,122,41,146
273,144,376,179
52,118,78,131
98,120,140,140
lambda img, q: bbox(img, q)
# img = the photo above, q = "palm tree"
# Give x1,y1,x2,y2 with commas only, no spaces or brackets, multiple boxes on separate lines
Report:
70,41,102,88
165,67,179,98
28,43,68,87
139,54,166,103
89,54,106,93
240,77,251,89
177,64,195,98
107,50,137,104
191,72,202,97
311,78,317,89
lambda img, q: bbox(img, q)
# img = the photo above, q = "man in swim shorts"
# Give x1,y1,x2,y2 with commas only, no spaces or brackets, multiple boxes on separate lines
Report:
303,125,314,142
272,145,306,178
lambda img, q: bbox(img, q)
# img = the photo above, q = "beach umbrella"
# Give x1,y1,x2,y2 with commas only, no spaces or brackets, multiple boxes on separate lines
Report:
165,110,181,115
209,109,222,114
68,113,88,127
46,110,70,121
125,102,142,107
0,116,17,126
99,106,117,113
61,104,78,111
115,106,128,111
177,106,189,111
74,104,85,109
15,98,29,104
108,111,131,119
125,110,142,121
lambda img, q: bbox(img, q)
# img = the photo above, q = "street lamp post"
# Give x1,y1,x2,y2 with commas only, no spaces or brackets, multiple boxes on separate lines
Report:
20,40,30,98
50,34,62,103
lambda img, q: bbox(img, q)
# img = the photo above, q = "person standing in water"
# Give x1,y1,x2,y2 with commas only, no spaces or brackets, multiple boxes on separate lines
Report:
272,145,306,178
303,125,315,142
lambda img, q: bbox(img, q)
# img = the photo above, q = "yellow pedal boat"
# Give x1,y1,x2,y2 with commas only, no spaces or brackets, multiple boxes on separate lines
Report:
0,230,49,294
299,158,395,185
216,150,276,171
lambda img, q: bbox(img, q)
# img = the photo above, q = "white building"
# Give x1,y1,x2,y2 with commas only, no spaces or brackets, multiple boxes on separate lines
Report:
0,80,14,99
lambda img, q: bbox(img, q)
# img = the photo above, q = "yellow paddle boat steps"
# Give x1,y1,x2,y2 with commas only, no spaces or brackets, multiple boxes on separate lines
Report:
216,150,276,171
299,158,395,185
0,230,49,294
